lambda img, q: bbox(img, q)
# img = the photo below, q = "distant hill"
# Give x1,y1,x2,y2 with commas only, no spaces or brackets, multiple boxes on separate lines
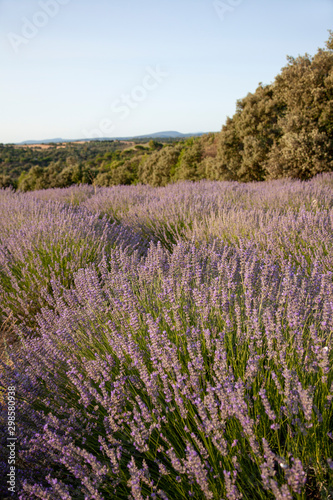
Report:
17,138,65,145
132,131,204,139
15,131,205,145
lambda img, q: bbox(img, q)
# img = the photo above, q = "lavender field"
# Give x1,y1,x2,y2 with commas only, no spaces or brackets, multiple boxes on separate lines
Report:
0,174,333,499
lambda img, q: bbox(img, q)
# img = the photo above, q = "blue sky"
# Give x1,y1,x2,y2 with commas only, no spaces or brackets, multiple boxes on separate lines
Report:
0,0,332,143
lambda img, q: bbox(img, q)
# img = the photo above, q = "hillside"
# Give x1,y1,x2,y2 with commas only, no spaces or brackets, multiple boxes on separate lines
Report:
1,33,332,192
15,131,205,145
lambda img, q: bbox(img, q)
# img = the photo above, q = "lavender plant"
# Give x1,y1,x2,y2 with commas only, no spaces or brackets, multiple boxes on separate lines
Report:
0,174,332,499
0,192,147,329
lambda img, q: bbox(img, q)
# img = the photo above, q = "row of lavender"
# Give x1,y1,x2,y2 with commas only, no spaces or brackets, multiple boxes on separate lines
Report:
0,175,332,499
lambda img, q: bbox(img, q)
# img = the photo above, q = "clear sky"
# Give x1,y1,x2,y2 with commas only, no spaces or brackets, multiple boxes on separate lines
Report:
0,0,332,143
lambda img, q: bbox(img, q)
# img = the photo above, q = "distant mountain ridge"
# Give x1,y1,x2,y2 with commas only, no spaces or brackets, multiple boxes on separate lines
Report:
15,131,205,145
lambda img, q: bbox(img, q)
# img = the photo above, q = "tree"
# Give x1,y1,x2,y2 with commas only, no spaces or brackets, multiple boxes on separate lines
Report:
148,139,163,151
172,140,203,182
215,31,333,181
0,175,14,189
137,145,182,186
265,34,333,179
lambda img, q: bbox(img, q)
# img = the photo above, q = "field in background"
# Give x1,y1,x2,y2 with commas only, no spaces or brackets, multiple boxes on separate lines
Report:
13,140,137,150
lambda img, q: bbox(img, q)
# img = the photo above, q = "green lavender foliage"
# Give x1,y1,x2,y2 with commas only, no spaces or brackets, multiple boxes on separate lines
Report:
0,174,332,499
